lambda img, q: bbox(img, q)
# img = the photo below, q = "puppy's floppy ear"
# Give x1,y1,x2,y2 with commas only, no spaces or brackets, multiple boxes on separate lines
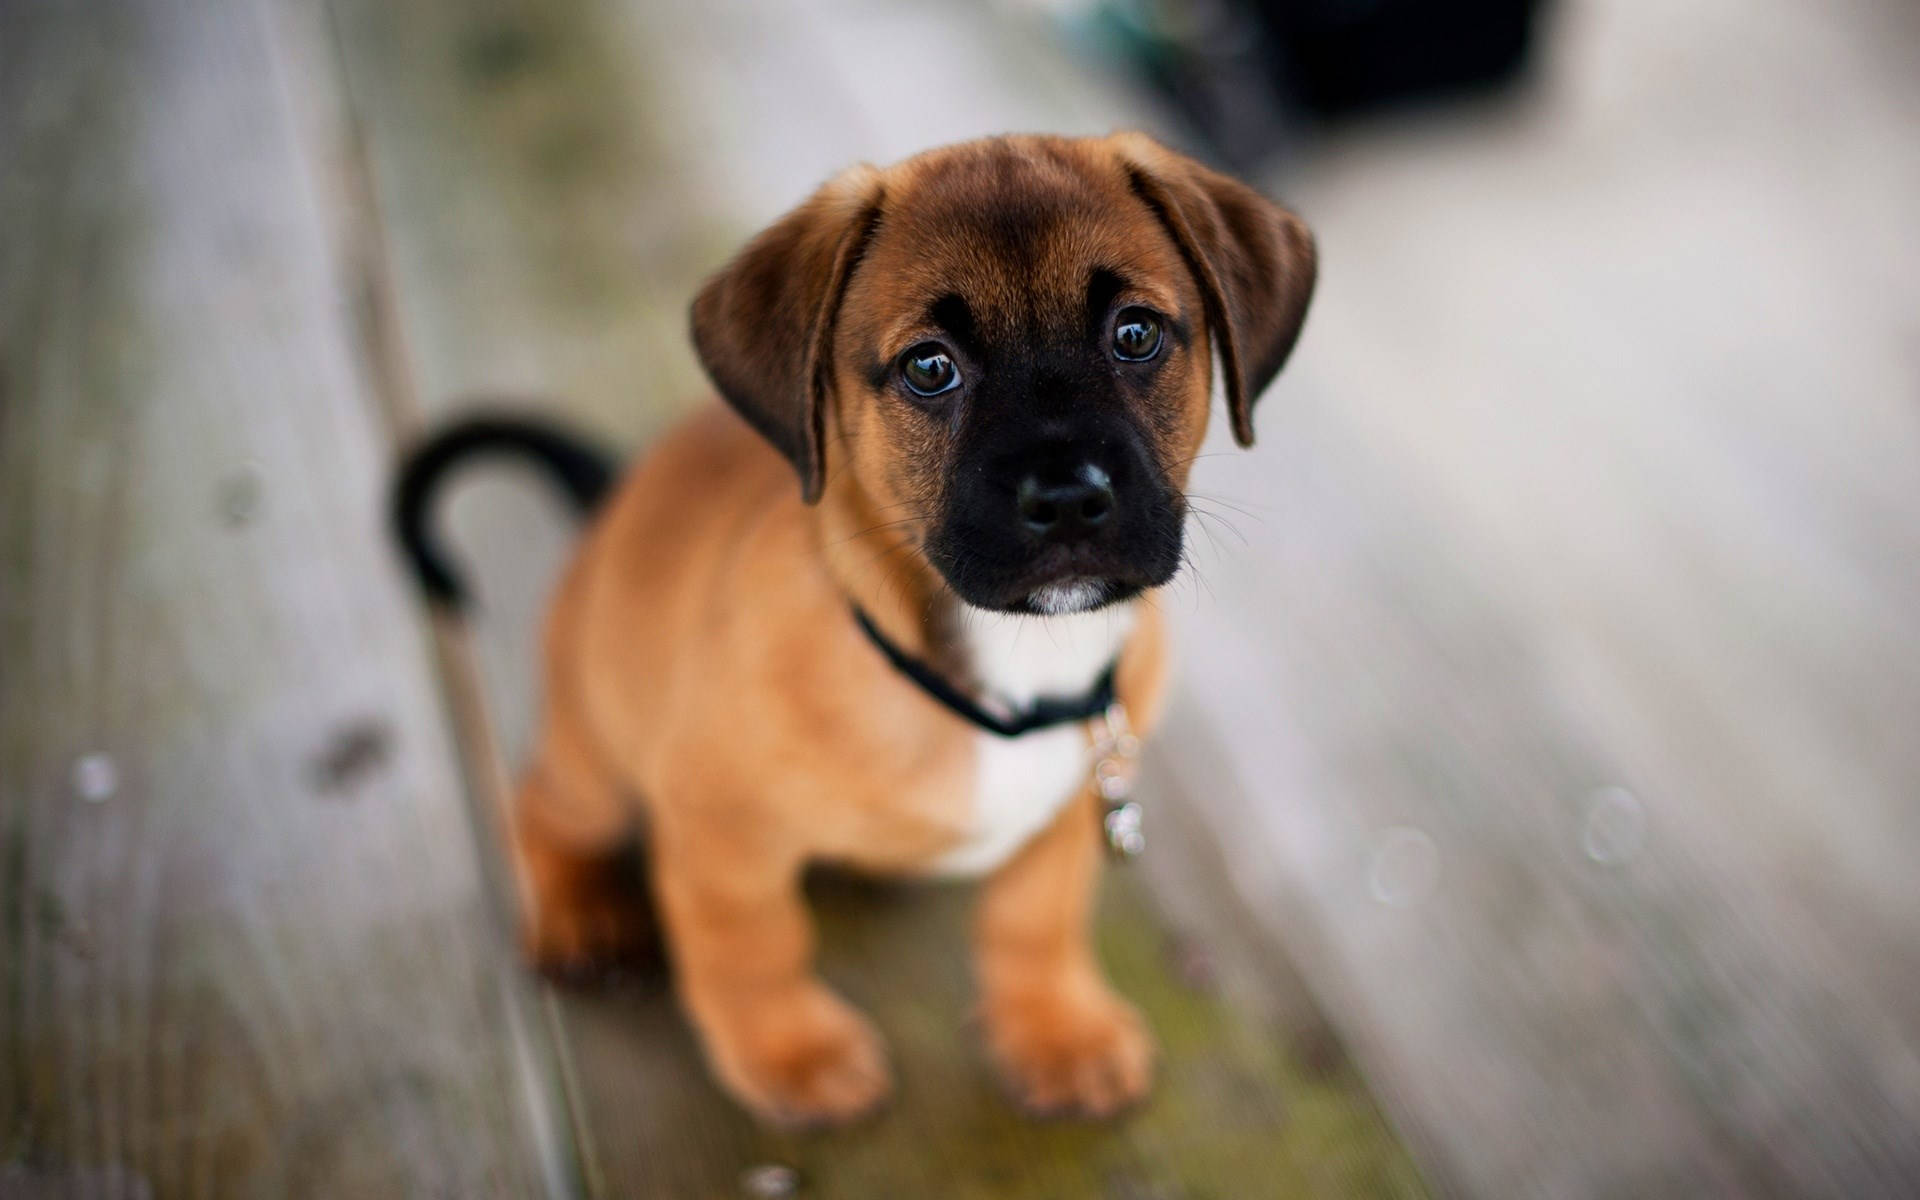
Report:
691,167,884,502
1109,132,1317,447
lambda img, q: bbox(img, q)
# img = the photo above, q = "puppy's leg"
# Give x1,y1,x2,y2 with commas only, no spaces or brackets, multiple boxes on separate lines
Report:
651,805,890,1127
975,788,1155,1117
512,702,652,978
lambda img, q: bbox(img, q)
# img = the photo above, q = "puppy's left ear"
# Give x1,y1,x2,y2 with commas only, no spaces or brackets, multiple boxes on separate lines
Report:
691,166,885,502
1109,133,1317,447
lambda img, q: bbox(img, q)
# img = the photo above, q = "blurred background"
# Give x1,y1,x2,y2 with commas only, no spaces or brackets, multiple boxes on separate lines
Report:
5,0,1919,1196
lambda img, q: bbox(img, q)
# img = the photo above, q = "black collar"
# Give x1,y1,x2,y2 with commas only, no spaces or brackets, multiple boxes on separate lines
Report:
852,606,1118,738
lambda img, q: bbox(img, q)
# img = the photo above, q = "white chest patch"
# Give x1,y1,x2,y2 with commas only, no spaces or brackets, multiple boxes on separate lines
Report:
925,601,1136,877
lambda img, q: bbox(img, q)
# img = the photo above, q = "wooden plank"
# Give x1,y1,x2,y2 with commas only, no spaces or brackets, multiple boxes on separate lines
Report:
322,0,1423,1193
1170,0,1920,1194
0,0,568,1193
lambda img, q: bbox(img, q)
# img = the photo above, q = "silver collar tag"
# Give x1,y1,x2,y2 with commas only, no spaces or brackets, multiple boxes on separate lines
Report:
1089,703,1144,860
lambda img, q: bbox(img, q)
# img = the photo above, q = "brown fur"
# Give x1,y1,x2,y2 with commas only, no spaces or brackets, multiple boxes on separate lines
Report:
510,133,1314,1125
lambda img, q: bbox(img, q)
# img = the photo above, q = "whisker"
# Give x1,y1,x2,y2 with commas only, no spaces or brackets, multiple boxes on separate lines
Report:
823,515,929,550
1168,450,1238,472
1177,546,1218,610
1185,491,1272,521
1187,507,1247,551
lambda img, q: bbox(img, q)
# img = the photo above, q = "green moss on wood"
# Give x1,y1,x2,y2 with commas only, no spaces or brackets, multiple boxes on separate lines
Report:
556,870,1425,1199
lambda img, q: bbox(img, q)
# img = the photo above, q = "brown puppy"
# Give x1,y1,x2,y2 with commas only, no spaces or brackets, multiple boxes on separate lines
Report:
400,132,1314,1127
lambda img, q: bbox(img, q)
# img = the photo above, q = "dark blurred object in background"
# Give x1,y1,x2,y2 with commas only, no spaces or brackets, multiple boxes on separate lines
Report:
1055,0,1547,166
1257,0,1544,115
1072,0,1298,168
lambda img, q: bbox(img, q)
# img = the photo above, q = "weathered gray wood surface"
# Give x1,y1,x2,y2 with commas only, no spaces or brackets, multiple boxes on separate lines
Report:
11,0,1919,1194
1,0,570,1195
1175,1,1920,1195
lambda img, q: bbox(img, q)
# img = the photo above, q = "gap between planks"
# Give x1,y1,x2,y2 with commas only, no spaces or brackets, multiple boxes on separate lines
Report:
287,0,596,1192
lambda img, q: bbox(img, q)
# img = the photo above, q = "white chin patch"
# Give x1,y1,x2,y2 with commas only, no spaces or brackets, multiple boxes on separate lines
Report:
1029,580,1105,615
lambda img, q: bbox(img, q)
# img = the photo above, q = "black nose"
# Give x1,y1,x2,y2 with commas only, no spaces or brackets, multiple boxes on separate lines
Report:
1017,464,1115,540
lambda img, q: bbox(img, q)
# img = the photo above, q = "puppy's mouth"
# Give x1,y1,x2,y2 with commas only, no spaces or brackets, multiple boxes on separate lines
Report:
924,535,1176,616
1025,578,1116,616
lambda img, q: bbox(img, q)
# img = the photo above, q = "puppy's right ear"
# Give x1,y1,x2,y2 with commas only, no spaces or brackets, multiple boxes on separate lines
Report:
691,167,884,503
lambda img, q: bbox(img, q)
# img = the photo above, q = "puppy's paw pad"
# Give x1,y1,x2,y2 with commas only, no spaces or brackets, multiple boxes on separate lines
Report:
987,988,1155,1118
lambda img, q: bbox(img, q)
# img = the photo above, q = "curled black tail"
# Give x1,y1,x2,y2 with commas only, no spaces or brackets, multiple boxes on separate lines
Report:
391,414,619,611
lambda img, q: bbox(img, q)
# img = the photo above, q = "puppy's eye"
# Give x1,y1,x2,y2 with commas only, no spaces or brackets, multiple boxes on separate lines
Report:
1112,309,1163,362
900,344,961,397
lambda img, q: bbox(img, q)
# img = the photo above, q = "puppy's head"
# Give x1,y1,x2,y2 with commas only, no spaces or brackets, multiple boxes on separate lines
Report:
692,133,1316,615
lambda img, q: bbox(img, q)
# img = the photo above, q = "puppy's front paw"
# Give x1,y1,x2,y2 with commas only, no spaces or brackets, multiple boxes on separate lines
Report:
985,979,1155,1118
696,981,893,1128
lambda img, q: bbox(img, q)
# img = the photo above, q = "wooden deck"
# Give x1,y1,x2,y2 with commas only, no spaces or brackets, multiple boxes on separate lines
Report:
5,0,1918,1196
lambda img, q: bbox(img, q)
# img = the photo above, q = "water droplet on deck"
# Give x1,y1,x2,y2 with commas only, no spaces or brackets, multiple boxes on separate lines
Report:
1582,786,1646,865
1368,826,1438,906
72,754,118,803
741,1163,799,1198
